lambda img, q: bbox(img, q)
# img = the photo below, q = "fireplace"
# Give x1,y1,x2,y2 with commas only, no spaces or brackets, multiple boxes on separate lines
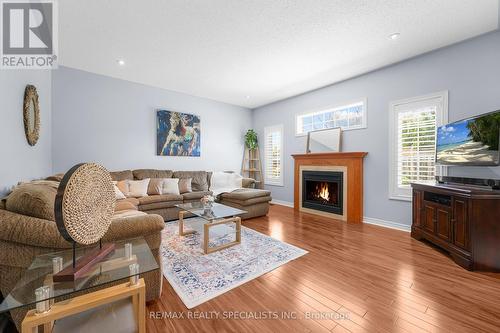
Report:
293,152,367,223
302,170,343,215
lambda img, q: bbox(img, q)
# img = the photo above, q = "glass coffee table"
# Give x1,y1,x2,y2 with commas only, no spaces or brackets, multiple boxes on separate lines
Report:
0,237,158,333
175,202,247,254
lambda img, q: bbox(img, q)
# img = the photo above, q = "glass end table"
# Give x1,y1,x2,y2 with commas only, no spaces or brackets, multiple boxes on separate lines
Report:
175,202,247,254
0,237,158,333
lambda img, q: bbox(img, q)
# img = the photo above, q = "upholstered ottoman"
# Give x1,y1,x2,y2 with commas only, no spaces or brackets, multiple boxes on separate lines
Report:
218,189,272,220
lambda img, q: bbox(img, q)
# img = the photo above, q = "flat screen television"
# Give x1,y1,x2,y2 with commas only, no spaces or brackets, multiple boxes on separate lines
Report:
436,110,500,166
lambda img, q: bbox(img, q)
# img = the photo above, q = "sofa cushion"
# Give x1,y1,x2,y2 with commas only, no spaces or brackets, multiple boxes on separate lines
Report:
161,178,180,195
110,170,134,181
221,195,271,206
178,178,192,194
139,201,182,211
147,178,164,195
138,194,183,206
45,173,64,182
121,197,139,207
112,210,147,220
5,181,59,221
103,214,165,243
172,171,208,191
207,171,213,188
221,200,270,219
133,169,173,180
182,191,212,201
115,199,138,212
242,177,256,188
219,188,271,201
114,180,129,196
112,181,126,200
127,179,150,198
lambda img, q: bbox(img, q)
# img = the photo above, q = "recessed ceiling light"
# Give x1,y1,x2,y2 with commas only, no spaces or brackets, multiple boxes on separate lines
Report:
116,59,126,66
388,33,401,40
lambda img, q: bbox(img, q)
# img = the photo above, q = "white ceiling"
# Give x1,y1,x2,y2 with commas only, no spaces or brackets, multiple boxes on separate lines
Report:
58,0,499,109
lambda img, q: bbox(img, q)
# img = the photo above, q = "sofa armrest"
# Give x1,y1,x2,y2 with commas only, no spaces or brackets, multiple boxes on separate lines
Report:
242,178,256,188
0,209,70,248
0,209,165,249
102,214,165,244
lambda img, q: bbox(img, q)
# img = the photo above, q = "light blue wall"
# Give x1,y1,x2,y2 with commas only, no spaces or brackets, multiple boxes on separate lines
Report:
0,70,52,196
52,67,252,174
252,31,500,226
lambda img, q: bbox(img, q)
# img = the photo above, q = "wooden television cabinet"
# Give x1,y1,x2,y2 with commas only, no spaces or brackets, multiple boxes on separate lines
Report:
411,182,500,271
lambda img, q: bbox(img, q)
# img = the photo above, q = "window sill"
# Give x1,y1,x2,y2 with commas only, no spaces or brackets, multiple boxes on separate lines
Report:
389,194,412,202
295,125,367,137
265,183,284,187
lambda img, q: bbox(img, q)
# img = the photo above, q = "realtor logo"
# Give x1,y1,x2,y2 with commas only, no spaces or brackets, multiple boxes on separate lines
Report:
1,0,58,69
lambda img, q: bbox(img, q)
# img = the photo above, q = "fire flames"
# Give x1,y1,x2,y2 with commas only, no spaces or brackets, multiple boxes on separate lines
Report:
316,183,330,201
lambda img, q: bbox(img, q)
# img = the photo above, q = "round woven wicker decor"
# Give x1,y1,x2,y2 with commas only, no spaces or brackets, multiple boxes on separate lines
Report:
55,163,115,245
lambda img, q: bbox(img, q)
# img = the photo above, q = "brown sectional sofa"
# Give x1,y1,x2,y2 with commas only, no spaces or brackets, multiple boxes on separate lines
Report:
0,168,271,330
111,169,272,220
0,181,165,330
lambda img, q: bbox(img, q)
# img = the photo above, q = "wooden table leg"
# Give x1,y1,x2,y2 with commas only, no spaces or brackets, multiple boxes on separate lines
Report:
204,216,242,254
137,283,146,333
203,223,209,254
21,279,146,333
178,210,184,236
179,210,195,236
235,216,241,243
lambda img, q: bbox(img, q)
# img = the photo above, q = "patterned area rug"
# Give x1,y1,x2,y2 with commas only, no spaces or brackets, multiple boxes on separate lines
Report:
161,218,307,308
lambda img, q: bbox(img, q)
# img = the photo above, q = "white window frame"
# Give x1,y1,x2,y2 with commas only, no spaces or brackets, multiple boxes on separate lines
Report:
389,91,448,201
295,99,367,136
264,124,284,186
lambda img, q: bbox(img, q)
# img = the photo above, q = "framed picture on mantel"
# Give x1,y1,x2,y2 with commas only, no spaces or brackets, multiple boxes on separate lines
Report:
306,127,342,153
157,110,201,156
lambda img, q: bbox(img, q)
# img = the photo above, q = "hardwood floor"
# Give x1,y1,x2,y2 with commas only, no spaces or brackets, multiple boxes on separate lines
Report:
146,204,500,332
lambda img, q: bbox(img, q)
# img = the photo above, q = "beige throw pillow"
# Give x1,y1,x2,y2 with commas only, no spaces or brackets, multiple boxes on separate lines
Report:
161,178,180,195
148,178,165,195
115,180,129,196
127,179,150,198
178,178,192,194
112,181,126,200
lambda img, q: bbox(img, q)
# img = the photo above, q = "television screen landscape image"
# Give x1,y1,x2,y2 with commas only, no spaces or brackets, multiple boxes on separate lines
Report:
436,111,500,166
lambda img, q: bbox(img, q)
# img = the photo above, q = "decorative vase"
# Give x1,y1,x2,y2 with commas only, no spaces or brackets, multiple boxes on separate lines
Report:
201,195,215,210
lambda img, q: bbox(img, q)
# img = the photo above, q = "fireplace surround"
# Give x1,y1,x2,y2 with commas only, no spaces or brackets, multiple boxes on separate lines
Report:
292,152,367,223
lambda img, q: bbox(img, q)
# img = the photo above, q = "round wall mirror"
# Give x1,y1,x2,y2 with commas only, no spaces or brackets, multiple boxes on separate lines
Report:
23,85,40,146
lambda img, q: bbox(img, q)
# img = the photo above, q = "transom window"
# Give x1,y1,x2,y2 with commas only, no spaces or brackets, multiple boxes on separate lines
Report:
296,100,366,136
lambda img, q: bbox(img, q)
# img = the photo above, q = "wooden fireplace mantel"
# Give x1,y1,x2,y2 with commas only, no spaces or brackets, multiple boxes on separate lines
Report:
292,152,368,160
292,152,367,223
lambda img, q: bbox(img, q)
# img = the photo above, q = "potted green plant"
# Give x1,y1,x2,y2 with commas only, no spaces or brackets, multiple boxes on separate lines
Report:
245,129,258,150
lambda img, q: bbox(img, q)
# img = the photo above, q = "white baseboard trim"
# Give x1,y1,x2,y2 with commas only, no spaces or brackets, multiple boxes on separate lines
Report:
363,216,411,232
270,200,294,208
268,202,411,232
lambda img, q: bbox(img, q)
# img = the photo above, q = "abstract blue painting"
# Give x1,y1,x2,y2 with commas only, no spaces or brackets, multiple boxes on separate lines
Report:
157,110,200,156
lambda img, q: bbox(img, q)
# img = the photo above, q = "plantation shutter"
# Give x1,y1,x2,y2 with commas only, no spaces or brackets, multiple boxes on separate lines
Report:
264,125,283,186
389,92,448,201
397,107,437,187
